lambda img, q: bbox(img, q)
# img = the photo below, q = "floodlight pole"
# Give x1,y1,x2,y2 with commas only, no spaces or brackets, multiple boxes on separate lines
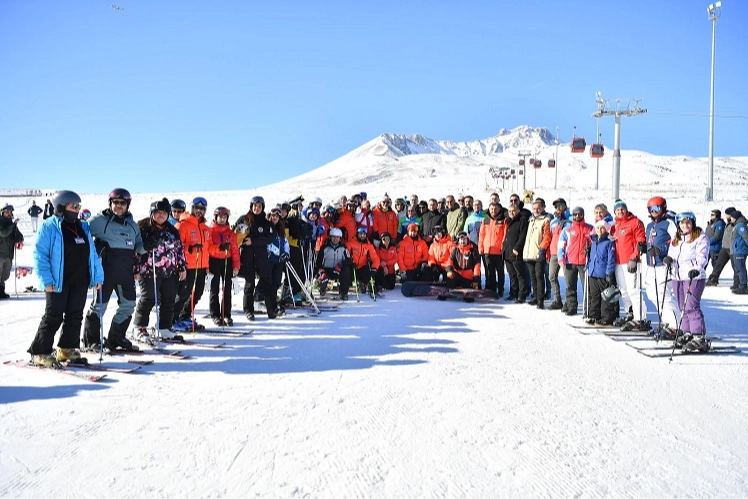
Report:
706,1,721,202
595,120,600,190
554,126,559,190
593,92,647,202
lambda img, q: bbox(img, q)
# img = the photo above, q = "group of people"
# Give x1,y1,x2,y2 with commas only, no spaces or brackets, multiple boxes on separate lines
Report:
6,187,748,366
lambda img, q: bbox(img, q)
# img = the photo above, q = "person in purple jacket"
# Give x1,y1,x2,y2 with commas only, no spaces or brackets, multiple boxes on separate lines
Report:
663,211,710,352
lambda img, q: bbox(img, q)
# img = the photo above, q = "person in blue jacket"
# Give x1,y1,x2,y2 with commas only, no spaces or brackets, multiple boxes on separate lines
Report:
704,209,725,284
585,220,618,325
27,190,104,367
731,210,748,294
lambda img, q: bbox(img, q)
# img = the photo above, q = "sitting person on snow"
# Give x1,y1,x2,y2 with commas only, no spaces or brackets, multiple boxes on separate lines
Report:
375,232,400,291
426,225,454,283
314,227,353,300
348,227,381,293
397,223,430,282
446,231,482,289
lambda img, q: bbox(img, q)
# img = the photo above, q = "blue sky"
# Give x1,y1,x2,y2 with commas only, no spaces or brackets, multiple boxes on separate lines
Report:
2,0,746,194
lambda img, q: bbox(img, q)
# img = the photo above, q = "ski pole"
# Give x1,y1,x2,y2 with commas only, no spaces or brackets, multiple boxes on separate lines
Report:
285,261,320,315
352,266,360,302
13,250,18,298
222,244,228,327
98,286,105,363
152,249,161,343
368,263,377,301
190,249,200,335
670,275,694,362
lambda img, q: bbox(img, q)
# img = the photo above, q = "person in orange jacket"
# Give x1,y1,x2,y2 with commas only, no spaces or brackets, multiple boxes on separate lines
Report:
479,202,508,298
372,195,399,247
174,196,214,329
397,223,430,281
208,206,240,326
446,231,482,289
337,200,358,243
375,231,400,291
348,227,381,293
426,225,454,282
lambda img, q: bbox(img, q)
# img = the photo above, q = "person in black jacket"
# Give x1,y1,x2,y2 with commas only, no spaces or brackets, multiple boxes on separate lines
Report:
421,198,446,246
27,200,43,232
503,204,529,302
0,204,24,299
42,199,54,220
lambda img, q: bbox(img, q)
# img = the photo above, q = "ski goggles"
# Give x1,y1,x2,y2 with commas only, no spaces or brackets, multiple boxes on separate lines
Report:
80,212,91,220
648,205,663,214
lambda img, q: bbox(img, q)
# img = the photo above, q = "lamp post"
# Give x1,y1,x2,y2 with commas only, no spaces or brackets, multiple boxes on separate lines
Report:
554,126,559,190
706,1,722,202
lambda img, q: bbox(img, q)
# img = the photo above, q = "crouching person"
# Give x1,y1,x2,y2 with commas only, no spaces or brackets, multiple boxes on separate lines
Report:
315,228,353,300
446,231,481,289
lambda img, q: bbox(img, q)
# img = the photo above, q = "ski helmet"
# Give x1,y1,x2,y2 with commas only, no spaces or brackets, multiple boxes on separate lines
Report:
329,228,343,238
52,190,82,216
1,203,14,214
310,197,323,207
250,196,265,209
432,225,447,236
109,188,132,207
675,211,696,225
380,232,392,241
324,205,336,216
601,285,622,305
171,199,186,211
356,227,368,239
150,198,171,216
647,196,667,215
457,231,469,244
192,196,208,209
407,223,419,234
307,207,321,218
79,209,92,220
214,206,231,219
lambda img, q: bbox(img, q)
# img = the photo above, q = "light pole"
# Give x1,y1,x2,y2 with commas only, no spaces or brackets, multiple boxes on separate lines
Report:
706,1,721,202
595,120,600,190
554,126,559,190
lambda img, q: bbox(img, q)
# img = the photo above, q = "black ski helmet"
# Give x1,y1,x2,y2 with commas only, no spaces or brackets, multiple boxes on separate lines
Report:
109,188,132,207
251,196,265,210
171,199,186,211
150,198,172,216
601,285,622,305
52,190,82,216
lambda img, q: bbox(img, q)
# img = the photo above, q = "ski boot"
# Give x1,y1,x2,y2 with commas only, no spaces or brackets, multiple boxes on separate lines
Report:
620,319,651,332
56,348,86,364
131,327,154,345
683,335,710,353
655,324,679,341
212,316,226,326
108,335,138,352
156,329,183,341
32,354,60,368
613,313,633,327
674,332,694,349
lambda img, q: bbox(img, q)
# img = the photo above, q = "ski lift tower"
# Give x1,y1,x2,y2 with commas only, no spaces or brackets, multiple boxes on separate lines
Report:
518,150,531,191
592,92,647,201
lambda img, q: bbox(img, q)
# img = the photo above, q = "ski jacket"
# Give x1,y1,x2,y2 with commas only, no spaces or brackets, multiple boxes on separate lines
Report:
587,233,617,279
397,235,429,271
266,232,291,264
645,214,677,267
558,220,593,266
705,218,726,253
89,208,145,283
549,214,571,257
372,207,399,241
315,218,334,252
348,238,381,270
478,215,507,256
34,216,103,292
503,215,528,262
446,206,467,239
233,211,274,276
337,210,358,243
428,235,455,269
722,220,736,254
136,217,187,279
177,212,213,270
522,212,551,261
398,215,422,240
464,211,486,245
315,239,351,271
670,232,709,281
610,211,646,264
0,217,23,259
421,210,446,239
355,209,374,236
376,244,400,275
733,217,748,256
446,243,481,283
27,205,43,217
43,202,54,219
208,222,241,269
285,214,311,249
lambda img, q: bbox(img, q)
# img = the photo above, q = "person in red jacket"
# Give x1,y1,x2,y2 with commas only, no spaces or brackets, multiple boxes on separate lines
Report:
479,202,508,298
427,226,454,282
208,207,240,326
375,232,399,291
446,232,481,289
337,200,358,243
372,195,399,247
397,224,430,281
348,227,381,293
609,200,647,329
558,206,593,316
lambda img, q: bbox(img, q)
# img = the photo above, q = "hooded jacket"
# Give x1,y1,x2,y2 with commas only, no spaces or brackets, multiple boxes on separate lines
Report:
670,232,709,280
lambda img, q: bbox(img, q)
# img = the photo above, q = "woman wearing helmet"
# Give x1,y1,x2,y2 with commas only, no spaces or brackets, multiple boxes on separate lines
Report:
665,212,710,352
28,190,104,367
207,207,240,326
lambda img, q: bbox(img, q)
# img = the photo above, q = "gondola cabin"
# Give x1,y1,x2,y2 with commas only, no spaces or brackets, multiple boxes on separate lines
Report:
533,159,542,168
519,169,523,175
519,159,525,167
510,169,516,175
571,137,586,153
590,143,605,158
548,159,556,168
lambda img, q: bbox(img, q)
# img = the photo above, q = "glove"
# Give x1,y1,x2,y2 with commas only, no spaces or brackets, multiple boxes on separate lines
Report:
219,242,231,251
188,243,203,254
566,263,573,270
15,241,23,250
606,274,615,285
662,255,673,267
627,257,638,274
280,252,290,263
637,242,647,255
688,269,700,280
647,246,660,257
334,262,343,274
538,248,547,261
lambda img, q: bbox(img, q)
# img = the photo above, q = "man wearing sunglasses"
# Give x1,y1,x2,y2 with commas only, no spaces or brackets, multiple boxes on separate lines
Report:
0,203,24,299
83,188,145,352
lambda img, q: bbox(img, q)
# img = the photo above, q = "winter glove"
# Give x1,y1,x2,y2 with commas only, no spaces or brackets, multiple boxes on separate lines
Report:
606,274,615,285
687,269,700,280
280,252,290,263
218,242,231,251
627,257,638,274
15,241,23,250
538,248,547,261
662,255,673,267
566,263,573,271
188,243,203,254
334,262,343,274
647,246,660,258
637,242,647,255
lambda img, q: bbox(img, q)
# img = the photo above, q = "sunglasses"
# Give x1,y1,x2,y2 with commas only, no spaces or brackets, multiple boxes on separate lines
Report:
111,200,127,206
193,205,206,211
554,204,565,210
69,203,81,210
172,209,184,214
573,213,584,217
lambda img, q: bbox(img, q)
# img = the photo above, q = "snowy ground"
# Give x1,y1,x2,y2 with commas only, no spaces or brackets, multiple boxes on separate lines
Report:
2,215,748,498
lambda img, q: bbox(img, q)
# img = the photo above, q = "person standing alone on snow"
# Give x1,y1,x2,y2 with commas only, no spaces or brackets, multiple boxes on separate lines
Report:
27,200,43,233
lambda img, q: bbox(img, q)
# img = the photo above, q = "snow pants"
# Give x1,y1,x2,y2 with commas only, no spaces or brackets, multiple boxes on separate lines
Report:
672,279,706,334
615,262,645,321
133,274,179,330
642,264,680,327
29,284,88,355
